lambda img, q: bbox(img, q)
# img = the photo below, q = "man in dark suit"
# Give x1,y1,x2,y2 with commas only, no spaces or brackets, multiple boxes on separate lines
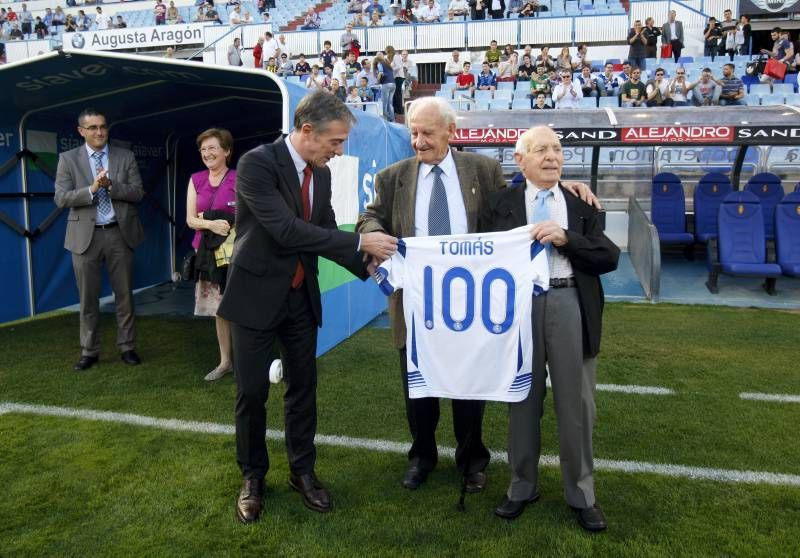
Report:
662,9,684,63
482,126,619,532
217,91,397,523
54,108,145,371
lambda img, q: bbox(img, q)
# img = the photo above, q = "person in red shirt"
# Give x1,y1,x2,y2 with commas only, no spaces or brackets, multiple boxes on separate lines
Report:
453,61,476,97
253,37,264,69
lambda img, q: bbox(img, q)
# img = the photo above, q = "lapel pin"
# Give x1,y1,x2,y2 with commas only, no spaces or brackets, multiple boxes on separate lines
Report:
471,188,476,195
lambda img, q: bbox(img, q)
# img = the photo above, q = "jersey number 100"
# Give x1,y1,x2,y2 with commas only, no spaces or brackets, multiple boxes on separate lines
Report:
423,266,515,335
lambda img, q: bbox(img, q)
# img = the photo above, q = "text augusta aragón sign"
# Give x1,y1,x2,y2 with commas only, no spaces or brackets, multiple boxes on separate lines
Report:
63,23,206,52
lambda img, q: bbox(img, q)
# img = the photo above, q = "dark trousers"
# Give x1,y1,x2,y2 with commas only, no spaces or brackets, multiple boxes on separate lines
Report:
393,76,405,116
233,288,319,480
398,348,490,475
671,39,682,62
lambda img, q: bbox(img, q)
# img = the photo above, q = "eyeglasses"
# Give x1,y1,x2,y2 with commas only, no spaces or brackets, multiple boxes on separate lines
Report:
199,146,220,153
80,125,108,132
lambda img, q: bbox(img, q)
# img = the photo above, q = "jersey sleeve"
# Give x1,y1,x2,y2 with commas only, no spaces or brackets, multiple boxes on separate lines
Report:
373,238,407,295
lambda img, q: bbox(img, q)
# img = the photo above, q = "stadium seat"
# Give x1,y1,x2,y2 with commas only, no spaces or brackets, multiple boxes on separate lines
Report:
745,173,784,239
706,191,782,294
694,172,732,243
598,96,619,108
749,83,771,97
775,192,800,277
512,98,531,110
786,93,800,106
760,93,785,106
474,90,493,103
745,94,761,106
796,182,800,192
578,97,597,108
497,81,514,91
677,56,694,64
651,172,694,250
490,100,511,110
783,73,798,92
772,83,795,97
741,74,760,92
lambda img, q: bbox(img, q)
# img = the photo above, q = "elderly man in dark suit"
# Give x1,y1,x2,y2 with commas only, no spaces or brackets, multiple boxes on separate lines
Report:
217,91,396,523
482,126,619,532
54,108,145,371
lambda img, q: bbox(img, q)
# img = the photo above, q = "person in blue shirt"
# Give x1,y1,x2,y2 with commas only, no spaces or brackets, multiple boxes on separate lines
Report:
365,0,386,17
476,61,497,92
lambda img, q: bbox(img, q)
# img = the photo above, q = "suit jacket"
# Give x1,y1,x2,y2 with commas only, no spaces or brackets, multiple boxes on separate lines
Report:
54,143,145,254
480,183,619,358
218,135,366,331
661,19,684,47
356,149,506,349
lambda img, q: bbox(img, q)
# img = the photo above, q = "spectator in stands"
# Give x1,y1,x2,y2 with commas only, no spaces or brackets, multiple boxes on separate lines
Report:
488,0,505,19
553,70,583,108
445,50,463,77
477,61,497,92
357,75,374,103
253,37,264,69
366,0,386,18
556,46,573,74
517,54,536,81
410,0,425,20
34,17,47,39
761,27,794,65
9,23,23,40
277,35,291,60
276,53,293,76
393,49,417,114
529,64,551,97
736,15,751,56
692,67,720,106
621,67,647,107
496,51,518,81
717,63,745,106
418,0,442,22
485,40,501,66
194,6,207,22
628,20,648,70
65,15,77,33
115,15,127,29
165,47,175,58
265,57,278,73
154,0,167,26
306,65,327,89
320,40,337,70
506,0,523,18
228,5,242,24
346,86,363,108
643,17,660,60
532,91,551,109
448,0,469,19
375,52,396,121
341,23,358,57
95,7,109,31
77,10,90,31
703,17,721,61
618,61,632,83
348,0,363,13
206,4,223,24
19,4,32,40
330,79,347,101
333,53,350,87
394,9,413,24
167,2,181,24
301,7,321,30
260,11,271,24
468,0,487,21
719,9,736,61
577,65,599,99
369,11,384,26
185,128,236,382
42,8,53,31
52,6,64,35
454,61,476,96
294,54,311,76
263,31,279,63
520,0,543,17
597,62,619,97
574,44,590,70
228,37,243,66
534,46,555,71
241,11,254,23
346,52,362,82
667,66,690,106
645,68,672,106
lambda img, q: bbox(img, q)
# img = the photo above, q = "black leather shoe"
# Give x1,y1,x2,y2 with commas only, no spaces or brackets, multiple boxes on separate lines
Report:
401,465,430,490
74,355,98,371
465,471,487,493
572,504,608,532
235,478,264,524
289,473,332,513
494,493,540,520
120,350,141,365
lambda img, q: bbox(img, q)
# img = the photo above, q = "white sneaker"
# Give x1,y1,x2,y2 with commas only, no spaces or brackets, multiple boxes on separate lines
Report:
269,359,283,384
204,364,232,381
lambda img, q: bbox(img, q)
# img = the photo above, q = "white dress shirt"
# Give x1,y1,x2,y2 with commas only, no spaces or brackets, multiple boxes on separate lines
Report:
552,81,583,109
414,149,468,237
525,180,573,278
285,135,314,210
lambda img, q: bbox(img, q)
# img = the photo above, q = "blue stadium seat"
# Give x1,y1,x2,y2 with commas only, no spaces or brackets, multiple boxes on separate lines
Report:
745,94,761,106
760,93,785,106
578,96,597,108
474,90,493,102
749,83,771,97
775,192,800,277
677,56,694,64
783,73,798,92
512,98,532,110
598,96,619,108
706,191,782,294
497,81,514,91
605,58,621,65
796,182,800,192
694,172,732,243
745,173,784,239
785,93,800,106
772,83,795,97
651,172,694,248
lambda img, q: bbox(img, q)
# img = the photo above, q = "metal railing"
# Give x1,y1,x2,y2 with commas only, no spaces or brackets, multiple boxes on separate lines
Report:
627,195,661,302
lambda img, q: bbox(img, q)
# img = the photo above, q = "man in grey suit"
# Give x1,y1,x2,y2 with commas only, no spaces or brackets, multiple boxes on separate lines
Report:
662,9,684,63
54,108,145,371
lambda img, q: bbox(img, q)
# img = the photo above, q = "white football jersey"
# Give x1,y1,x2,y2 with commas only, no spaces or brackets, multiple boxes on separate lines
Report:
374,226,550,402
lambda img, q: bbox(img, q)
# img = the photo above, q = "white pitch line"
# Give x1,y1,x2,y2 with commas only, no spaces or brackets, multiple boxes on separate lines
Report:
740,392,800,404
2,401,800,487
545,379,674,395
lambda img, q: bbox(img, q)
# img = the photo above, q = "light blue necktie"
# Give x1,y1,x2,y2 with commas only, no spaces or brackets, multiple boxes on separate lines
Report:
532,188,553,256
427,165,450,236
92,152,113,220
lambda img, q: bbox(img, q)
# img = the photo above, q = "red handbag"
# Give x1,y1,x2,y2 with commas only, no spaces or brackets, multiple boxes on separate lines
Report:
660,44,672,59
764,58,787,80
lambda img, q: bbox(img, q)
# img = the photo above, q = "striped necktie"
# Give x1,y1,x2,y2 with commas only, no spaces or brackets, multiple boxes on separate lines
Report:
92,151,113,220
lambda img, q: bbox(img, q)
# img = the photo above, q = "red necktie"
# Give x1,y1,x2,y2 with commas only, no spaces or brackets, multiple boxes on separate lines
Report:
291,165,313,288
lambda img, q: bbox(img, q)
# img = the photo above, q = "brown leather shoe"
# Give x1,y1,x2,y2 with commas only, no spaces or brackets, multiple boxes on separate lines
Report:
235,478,264,524
288,473,332,513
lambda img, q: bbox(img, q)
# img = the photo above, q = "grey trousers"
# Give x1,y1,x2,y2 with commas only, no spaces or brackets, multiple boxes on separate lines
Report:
71,226,136,357
506,287,597,508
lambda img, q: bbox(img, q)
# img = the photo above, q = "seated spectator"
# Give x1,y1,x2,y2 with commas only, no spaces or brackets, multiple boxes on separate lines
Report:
445,50,463,77
265,56,278,73
507,0,523,17
167,1,181,24
330,79,347,101
228,5,242,24
64,14,77,33
34,17,48,39
52,7,65,34
277,53,294,77
333,54,350,87
517,54,536,81
485,40,501,67
366,0,386,18
115,15,127,28
533,91,552,109
621,67,647,107
497,52,518,81
411,0,425,20
617,61,632,83
294,54,311,76
301,7,321,30
9,23,24,40
667,66,691,106
453,61,476,96
575,43,590,70
193,6,206,22
477,61,497,91
556,46,573,74
692,67,720,106
76,10,90,31
500,43,515,63
520,0,543,17
346,52,363,84
357,75,375,102
368,11,383,26
529,64,551,97
645,68,672,106
95,7,111,30
346,86,363,108
260,12,271,24
394,9,413,24
319,40,337,70
418,0,441,22
717,63,745,106
577,65,599,98
553,71,583,109
205,5,222,24
548,69,560,90
597,63,620,97
241,11,254,23
351,12,367,26
534,46,555,72
306,65,327,89
347,0,363,13
154,0,167,26
448,0,468,19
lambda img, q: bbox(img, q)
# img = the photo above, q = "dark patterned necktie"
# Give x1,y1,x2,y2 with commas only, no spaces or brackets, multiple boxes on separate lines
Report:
92,152,112,220
427,165,450,236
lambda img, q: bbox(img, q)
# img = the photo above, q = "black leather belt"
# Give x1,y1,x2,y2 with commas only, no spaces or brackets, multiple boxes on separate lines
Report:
94,222,118,229
549,277,576,288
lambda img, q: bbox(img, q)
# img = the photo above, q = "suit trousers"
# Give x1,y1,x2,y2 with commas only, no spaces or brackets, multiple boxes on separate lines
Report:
506,287,597,508
233,287,319,480
671,39,682,62
398,348,490,475
71,226,136,357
